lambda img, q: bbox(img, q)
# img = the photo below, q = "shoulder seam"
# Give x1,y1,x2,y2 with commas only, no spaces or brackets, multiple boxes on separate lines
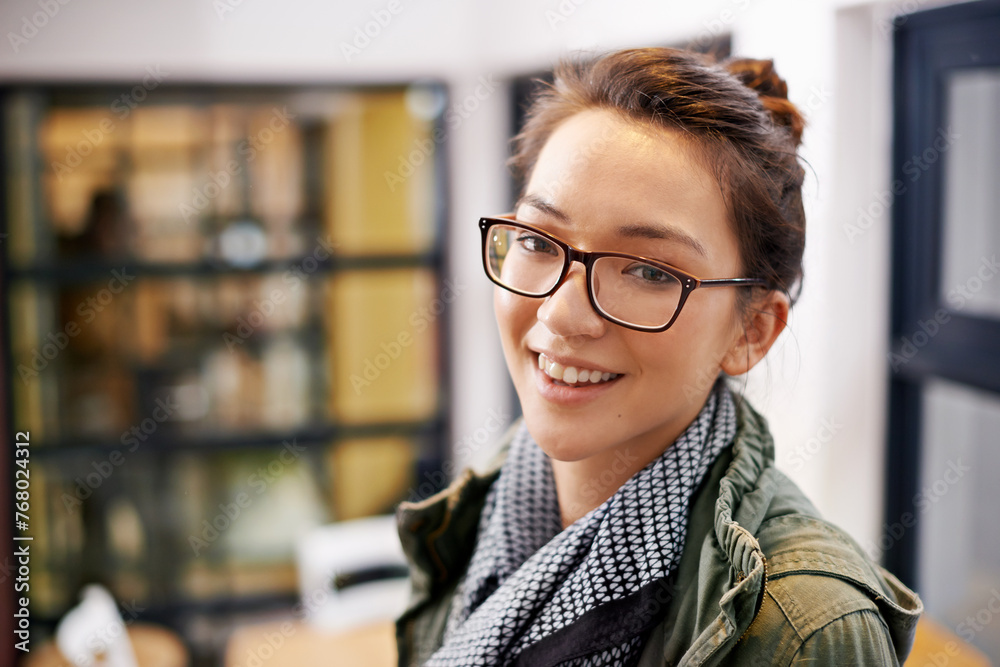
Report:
758,513,837,532
767,573,880,636
763,588,806,644
786,608,894,666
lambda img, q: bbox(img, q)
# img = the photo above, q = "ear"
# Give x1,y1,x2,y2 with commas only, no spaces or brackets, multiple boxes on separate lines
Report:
720,291,789,376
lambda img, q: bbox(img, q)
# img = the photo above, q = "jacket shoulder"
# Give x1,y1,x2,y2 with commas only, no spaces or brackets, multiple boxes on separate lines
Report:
731,573,900,665
639,400,922,666
735,498,923,666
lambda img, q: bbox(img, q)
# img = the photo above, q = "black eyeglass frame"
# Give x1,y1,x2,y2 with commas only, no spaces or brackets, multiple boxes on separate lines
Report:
479,215,770,333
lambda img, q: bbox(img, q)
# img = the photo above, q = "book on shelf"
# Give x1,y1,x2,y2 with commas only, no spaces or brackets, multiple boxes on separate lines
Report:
328,437,415,520
326,268,439,424
326,91,436,256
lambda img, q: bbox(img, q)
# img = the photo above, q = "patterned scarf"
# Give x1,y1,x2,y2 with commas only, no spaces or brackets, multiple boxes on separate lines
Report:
426,381,737,667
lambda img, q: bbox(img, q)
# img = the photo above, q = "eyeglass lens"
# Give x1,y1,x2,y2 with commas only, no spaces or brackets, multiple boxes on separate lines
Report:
485,223,683,329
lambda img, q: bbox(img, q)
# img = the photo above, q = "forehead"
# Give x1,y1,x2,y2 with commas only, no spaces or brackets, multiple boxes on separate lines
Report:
522,109,737,267
528,109,719,207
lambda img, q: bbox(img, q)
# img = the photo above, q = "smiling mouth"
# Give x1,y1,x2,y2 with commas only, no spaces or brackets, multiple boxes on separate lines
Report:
537,352,621,387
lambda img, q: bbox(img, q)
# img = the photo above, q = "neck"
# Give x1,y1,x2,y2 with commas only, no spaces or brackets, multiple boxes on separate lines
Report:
550,432,672,529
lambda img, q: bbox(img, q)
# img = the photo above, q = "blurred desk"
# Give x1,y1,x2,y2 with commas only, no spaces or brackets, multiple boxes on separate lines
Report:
907,616,991,667
225,620,396,667
24,623,188,667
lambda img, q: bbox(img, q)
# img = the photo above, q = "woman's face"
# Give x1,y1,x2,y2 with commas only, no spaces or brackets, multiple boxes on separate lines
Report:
495,108,748,465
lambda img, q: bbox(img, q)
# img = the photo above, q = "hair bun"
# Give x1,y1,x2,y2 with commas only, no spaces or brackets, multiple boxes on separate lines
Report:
725,58,805,147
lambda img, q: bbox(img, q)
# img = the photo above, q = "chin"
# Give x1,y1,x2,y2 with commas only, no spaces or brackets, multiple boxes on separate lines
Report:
518,408,605,463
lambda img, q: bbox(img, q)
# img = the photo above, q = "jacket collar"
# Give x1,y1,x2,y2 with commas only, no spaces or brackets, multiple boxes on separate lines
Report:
664,395,776,664
396,425,513,602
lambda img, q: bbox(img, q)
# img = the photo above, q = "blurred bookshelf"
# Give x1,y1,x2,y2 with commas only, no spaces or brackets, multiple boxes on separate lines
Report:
1,82,449,663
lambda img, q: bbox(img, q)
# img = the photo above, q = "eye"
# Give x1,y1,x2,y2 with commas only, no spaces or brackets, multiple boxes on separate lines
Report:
624,262,673,285
516,232,559,256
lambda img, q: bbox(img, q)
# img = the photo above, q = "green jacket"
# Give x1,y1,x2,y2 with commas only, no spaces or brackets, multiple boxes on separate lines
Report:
395,397,923,666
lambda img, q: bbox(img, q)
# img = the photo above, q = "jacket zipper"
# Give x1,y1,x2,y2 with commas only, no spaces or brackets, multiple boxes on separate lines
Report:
736,553,768,646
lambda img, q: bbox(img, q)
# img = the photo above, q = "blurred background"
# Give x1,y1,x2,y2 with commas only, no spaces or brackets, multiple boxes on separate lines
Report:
0,0,997,665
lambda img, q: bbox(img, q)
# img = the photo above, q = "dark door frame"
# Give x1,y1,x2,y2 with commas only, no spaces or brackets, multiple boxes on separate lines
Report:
886,0,1000,588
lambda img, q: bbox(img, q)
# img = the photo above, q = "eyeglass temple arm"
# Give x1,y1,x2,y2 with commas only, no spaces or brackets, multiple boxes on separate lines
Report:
697,278,769,288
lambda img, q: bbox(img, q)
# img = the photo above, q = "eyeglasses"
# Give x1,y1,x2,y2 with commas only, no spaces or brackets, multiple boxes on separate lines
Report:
479,216,769,332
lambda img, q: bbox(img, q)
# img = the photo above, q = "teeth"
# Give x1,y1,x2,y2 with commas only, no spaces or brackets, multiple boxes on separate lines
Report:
538,353,619,386
549,361,565,381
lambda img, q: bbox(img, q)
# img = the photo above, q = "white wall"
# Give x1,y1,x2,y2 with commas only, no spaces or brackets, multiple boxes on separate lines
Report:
0,0,972,554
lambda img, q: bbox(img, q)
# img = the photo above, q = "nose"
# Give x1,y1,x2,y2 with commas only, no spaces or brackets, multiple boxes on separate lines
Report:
536,263,607,339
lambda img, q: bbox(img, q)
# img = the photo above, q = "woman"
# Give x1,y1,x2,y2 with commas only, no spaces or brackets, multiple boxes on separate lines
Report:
396,48,922,666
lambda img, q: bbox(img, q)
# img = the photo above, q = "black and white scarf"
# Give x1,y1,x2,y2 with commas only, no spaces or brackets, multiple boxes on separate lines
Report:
426,381,737,667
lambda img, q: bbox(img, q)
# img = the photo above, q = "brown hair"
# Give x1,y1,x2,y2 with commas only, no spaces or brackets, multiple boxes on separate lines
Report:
509,48,807,306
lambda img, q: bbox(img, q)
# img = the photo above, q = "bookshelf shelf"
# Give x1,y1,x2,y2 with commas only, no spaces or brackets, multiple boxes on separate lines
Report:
1,81,450,665
6,251,442,282
29,416,446,457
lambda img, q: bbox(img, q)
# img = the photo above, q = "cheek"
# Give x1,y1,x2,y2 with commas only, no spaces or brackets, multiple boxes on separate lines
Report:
643,297,741,375
494,288,535,345
493,287,513,335
680,290,740,339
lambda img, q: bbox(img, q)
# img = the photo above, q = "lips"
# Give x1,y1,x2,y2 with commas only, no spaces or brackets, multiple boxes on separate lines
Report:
537,352,621,387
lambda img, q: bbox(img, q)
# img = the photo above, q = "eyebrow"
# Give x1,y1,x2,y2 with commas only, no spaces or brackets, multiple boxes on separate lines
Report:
516,194,570,222
515,194,709,258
